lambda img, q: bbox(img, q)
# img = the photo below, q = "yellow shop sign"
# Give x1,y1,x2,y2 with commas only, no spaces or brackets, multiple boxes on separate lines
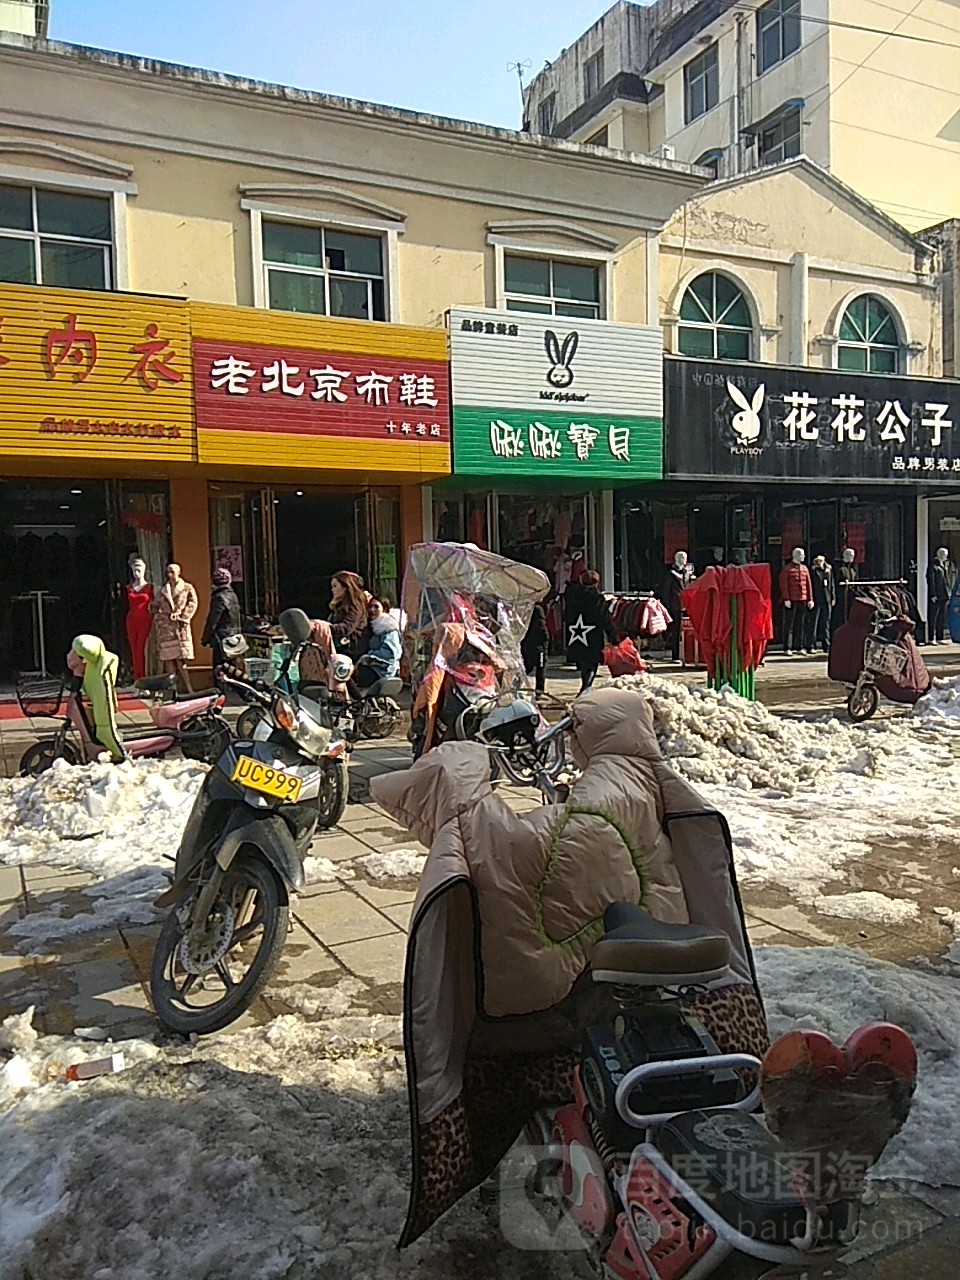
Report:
0,284,195,462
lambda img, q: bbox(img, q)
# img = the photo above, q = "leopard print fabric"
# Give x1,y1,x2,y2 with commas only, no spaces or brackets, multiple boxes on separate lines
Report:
688,981,770,1062
402,983,768,1245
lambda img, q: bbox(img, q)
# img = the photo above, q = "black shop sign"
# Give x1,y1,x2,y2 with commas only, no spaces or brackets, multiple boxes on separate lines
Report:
665,357,960,483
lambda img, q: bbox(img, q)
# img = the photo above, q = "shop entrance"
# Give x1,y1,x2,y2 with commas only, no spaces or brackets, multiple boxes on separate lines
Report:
209,483,402,622
774,499,903,581
0,479,171,679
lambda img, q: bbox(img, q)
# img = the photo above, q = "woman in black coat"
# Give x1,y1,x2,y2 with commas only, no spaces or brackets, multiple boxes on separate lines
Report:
201,567,243,672
567,570,618,693
520,600,549,695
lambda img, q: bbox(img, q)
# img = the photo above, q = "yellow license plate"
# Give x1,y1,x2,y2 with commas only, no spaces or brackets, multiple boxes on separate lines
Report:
232,755,303,803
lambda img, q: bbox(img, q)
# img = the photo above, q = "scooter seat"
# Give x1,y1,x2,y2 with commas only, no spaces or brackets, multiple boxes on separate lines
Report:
136,674,176,694
591,904,731,987
656,1109,851,1245
367,677,402,699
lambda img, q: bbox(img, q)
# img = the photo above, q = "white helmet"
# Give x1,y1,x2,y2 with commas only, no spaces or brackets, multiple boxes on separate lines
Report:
332,654,355,683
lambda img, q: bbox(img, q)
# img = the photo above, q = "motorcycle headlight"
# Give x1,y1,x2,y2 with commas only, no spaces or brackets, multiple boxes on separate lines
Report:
275,695,331,760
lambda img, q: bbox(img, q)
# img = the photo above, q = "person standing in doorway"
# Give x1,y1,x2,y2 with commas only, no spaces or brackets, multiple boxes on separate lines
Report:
927,548,955,644
810,555,836,653
568,570,617,694
201,567,243,673
521,599,549,696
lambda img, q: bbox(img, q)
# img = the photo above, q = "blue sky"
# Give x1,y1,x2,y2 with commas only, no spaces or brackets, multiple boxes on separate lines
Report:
50,0,612,129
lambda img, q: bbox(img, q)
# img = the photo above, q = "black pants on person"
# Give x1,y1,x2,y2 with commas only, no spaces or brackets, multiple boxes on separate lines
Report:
523,647,546,695
577,663,599,694
930,598,948,642
783,605,808,652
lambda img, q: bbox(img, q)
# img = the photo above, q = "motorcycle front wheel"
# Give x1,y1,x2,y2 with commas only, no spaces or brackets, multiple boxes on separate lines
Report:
20,739,79,777
848,682,880,722
235,705,266,741
315,759,348,830
150,854,288,1035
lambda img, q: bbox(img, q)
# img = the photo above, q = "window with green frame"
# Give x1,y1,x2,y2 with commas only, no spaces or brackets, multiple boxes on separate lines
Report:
677,273,753,360
837,295,900,372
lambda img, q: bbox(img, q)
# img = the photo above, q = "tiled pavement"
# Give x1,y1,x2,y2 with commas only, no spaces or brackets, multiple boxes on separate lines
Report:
4,664,960,1274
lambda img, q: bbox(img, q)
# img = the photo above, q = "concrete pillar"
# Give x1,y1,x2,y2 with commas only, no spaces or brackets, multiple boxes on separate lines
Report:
790,253,809,365
917,496,929,623
169,476,211,680
601,490,615,588
400,484,424,564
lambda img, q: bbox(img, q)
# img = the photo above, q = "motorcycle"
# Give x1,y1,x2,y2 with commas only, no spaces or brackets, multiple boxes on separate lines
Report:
149,620,349,1035
234,631,403,744
828,588,931,722
402,541,555,760
520,907,916,1279
17,659,231,776
483,741,917,1280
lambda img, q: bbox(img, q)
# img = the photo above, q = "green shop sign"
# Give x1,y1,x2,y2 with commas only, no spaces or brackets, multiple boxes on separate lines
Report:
452,405,661,479
449,308,663,482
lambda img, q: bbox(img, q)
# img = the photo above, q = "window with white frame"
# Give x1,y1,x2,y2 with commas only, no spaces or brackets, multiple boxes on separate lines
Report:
684,45,719,124
0,183,113,289
584,50,604,100
504,254,601,318
261,219,385,321
678,272,753,360
537,94,557,135
758,105,802,165
837,295,901,373
757,0,802,75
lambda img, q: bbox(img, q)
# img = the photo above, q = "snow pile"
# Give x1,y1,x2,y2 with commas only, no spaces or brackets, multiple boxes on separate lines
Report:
757,946,960,1188
812,892,920,926
914,675,960,729
0,759,204,952
0,1003,585,1280
302,855,354,884
612,674,958,901
613,673,891,792
357,849,426,881
0,758,203,876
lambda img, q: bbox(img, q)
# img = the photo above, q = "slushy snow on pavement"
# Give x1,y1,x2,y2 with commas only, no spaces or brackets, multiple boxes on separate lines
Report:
3,946,960,1277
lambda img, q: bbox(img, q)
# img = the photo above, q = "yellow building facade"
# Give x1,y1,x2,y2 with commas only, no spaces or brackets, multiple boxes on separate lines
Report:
0,36,704,677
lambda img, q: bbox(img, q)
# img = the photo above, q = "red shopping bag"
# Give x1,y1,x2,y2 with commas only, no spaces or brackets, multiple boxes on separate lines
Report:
603,636,646,676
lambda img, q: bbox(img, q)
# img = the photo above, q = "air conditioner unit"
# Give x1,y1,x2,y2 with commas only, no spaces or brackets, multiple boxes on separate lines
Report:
656,144,676,160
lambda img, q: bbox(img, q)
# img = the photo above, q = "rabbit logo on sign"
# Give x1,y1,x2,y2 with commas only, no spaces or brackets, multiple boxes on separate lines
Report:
726,380,765,445
544,330,579,389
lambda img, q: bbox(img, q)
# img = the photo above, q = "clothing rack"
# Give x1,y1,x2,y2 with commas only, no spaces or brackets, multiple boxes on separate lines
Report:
839,579,908,588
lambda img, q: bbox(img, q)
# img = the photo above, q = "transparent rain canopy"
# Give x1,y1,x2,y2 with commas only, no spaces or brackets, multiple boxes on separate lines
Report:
401,542,550,697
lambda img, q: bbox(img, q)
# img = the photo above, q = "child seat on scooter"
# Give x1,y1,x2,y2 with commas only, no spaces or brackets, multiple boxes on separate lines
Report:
592,903,731,987
655,1109,851,1245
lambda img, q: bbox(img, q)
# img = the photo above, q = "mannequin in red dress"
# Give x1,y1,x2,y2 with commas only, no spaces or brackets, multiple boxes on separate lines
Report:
125,556,154,682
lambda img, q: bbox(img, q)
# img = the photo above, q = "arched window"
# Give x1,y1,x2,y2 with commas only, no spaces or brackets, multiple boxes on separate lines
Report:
678,273,752,360
837,295,900,372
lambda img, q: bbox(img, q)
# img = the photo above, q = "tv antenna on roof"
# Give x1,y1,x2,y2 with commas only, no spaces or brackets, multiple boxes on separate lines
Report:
508,58,532,105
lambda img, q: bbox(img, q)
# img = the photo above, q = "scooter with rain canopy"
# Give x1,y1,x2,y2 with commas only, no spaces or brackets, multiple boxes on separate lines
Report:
150,610,348,1035
403,541,565,781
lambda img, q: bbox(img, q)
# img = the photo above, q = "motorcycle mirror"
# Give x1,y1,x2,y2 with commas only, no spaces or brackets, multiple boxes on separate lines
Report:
279,608,312,646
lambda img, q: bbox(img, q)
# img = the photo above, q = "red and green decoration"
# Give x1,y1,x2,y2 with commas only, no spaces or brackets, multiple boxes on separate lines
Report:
681,565,774,700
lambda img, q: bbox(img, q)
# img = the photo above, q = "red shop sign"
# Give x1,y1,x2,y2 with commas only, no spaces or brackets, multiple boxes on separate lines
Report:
193,339,450,442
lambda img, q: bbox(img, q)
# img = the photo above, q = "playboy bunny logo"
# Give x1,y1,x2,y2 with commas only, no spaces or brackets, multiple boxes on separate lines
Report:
726,380,765,444
544,330,579,388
